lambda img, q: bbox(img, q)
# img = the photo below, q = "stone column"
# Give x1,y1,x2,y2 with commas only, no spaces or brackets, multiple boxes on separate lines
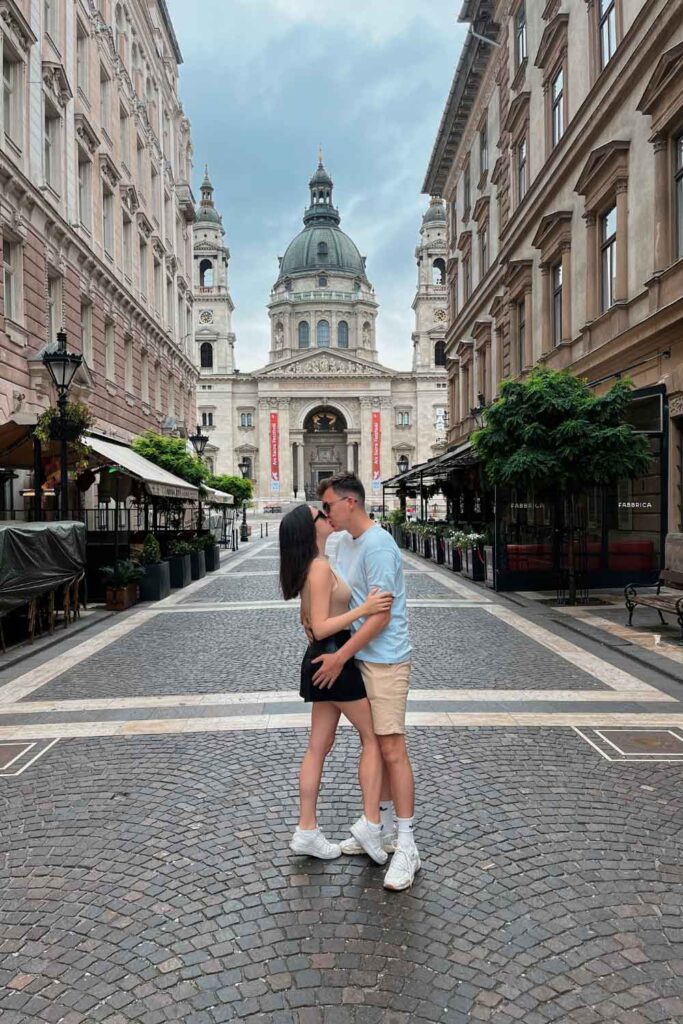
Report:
540,263,551,354
561,245,572,342
523,287,533,369
585,212,597,322
347,440,354,471
297,442,305,498
653,136,670,273
615,183,628,303
494,326,504,389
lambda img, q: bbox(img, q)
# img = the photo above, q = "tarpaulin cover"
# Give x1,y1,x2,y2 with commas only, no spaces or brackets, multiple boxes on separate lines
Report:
0,521,86,614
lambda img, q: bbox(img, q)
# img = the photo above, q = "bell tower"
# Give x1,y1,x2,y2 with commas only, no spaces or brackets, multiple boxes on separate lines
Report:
412,196,448,372
193,167,236,376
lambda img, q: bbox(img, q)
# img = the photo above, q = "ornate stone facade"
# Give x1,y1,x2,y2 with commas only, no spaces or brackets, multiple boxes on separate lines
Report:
194,162,448,506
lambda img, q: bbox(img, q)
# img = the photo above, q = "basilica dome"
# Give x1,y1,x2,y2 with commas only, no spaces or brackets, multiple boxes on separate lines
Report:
276,159,368,283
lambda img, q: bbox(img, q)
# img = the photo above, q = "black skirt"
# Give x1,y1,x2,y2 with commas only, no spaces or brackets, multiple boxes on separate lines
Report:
300,630,367,703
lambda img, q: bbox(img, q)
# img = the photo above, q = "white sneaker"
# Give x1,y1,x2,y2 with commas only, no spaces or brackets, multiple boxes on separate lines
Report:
340,830,397,856
383,845,421,890
347,816,389,865
289,828,342,860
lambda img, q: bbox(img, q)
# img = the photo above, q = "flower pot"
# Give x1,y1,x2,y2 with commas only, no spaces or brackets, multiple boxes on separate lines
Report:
204,545,221,572
139,560,171,601
462,545,485,581
105,582,138,611
451,546,462,572
190,549,206,581
48,416,82,441
423,537,431,559
169,553,191,589
484,544,496,589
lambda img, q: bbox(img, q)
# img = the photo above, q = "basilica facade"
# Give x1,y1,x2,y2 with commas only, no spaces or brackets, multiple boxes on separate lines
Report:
193,161,448,506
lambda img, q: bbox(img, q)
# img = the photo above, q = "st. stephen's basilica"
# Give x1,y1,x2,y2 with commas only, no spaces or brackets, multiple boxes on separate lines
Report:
193,158,449,506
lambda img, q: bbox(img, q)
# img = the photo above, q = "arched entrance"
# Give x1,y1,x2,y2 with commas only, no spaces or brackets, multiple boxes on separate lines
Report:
302,406,348,499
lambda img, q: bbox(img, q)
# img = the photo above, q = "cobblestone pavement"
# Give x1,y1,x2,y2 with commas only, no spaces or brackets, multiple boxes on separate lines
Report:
1,535,683,1023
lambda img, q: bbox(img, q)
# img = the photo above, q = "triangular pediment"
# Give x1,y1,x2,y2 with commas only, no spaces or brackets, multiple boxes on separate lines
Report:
254,349,394,378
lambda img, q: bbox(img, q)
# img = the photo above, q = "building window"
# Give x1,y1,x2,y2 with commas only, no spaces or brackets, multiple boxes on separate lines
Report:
166,277,173,331
47,273,62,344
434,339,446,367
139,236,147,296
3,49,21,148
122,213,132,278
298,321,309,348
599,0,617,69
119,106,130,167
517,138,528,204
199,258,213,288
124,336,133,392
396,410,411,427
240,412,253,428
551,68,564,147
141,350,149,402
515,3,527,69
318,274,327,287
154,258,162,312
316,319,330,347
432,258,446,285
463,254,471,301
3,239,18,323
154,361,161,409
463,162,471,215
480,224,489,275
200,341,213,368
104,320,115,381
44,0,56,38
676,134,683,260
552,262,563,345
77,154,91,229
337,320,349,348
480,120,488,176
317,241,328,260
201,411,214,427
102,184,114,254
76,22,89,96
99,67,110,135
517,298,526,371
80,300,92,364
600,205,617,311
44,104,61,193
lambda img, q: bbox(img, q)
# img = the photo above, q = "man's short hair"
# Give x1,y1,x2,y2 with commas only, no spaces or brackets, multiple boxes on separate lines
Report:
317,471,366,506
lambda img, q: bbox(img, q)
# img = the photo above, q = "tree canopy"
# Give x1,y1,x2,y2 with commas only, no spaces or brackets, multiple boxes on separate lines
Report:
132,432,207,487
472,367,652,493
206,473,253,505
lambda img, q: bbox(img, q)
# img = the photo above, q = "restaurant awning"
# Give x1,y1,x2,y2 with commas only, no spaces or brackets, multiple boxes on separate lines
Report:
382,442,478,488
201,484,235,506
82,435,199,500
0,414,60,468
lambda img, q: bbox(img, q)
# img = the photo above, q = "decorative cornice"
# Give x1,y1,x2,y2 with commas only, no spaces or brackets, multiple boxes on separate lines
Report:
136,211,154,239
121,183,140,215
42,61,73,107
99,152,121,189
0,0,37,51
74,112,101,156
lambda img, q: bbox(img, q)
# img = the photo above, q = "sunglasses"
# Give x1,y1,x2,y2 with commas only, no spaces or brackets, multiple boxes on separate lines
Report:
313,510,327,523
322,497,356,514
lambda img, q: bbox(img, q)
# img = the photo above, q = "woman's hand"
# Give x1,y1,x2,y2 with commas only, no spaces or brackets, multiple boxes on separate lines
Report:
361,586,394,617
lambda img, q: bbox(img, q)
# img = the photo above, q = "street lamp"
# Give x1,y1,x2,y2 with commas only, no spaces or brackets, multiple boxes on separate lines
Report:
238,457,250,542
470,391,486,429
396,455,409,515
189,425,210,530
397,454,409,475
42,328,83,518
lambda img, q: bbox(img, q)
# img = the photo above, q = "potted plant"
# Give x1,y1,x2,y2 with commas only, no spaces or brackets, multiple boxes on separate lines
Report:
461,531,486,581
197,532,221,572
188,536,207,581
100,559,144,611
138,534,171,601
483,526,496,589
446,529,463,572
168,539,192,589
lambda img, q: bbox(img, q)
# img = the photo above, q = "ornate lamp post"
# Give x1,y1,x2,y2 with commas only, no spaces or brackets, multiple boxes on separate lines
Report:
42,329,83,519
397,454,409,515
470,391,486,429
238,457,250,543
189,424,209,530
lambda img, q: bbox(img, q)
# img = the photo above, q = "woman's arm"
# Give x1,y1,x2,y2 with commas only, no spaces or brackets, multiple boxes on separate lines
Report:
308,560,391,640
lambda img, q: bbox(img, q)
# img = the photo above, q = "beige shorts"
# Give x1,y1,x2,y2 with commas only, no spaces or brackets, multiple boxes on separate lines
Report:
357,660,411,735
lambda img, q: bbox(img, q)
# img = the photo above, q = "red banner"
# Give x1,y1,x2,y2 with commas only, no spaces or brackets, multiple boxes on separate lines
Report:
371,410,381,494
270,412,280,494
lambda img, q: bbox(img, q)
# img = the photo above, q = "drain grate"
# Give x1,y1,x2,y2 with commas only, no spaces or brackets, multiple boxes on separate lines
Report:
575,727,683,762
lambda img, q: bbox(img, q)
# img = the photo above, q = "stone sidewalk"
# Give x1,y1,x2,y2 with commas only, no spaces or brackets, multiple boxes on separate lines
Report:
1,536,682,1023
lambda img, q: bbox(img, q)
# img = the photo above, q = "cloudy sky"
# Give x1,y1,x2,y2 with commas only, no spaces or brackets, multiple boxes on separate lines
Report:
166,0,465,371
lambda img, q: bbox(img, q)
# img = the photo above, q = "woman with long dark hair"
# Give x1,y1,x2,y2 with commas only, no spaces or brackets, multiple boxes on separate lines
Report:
280,504,393,862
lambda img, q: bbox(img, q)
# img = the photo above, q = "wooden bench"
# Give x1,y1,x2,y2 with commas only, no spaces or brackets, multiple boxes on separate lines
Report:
624,580,683,644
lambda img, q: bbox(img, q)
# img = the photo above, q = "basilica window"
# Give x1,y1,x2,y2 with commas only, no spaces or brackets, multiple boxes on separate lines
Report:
240,412,253,428
395,410,411,428
316,319,330,347
432,258,446,285
318,275,327,287
199,259,213,288
200,341,213,368
434,340,446,367
298,321,309,348
317,241,328,261
337,320,349,348
201,411,214,427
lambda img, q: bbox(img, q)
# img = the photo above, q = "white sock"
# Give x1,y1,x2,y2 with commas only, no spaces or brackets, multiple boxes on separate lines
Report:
297,826,318,835
380,801,395,834
365,818,382,832
396,816,416,849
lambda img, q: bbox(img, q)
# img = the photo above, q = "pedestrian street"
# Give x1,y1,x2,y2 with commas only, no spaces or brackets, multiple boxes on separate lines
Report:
1,536,683,1024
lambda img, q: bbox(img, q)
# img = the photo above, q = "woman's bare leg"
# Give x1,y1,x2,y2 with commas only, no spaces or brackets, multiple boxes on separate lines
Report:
299,702,341,830
336,698,383,824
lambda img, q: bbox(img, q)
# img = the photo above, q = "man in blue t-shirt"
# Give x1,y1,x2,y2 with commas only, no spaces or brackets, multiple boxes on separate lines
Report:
312,472,420,891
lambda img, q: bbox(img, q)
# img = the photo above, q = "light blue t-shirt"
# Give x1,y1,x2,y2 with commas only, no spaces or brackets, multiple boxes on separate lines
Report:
333,525,411,664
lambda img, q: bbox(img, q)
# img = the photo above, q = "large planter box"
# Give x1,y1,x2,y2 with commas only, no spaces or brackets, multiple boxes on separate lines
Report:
190,549,206,581
484,545,495,589
105,582,138,611
204,545,221,572
139,561,171,602
462,545,485,581
169,553,191,589
429,537,445,565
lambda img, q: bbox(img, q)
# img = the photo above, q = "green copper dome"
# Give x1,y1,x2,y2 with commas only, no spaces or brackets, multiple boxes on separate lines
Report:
276,160,368,283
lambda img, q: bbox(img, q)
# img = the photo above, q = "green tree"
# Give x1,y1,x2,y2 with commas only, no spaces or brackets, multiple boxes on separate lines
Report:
472,367,652,602
206,473,253,506
132,431,207,486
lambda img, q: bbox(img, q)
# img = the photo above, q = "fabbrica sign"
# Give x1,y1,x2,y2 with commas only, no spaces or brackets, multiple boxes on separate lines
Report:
618,501,653,509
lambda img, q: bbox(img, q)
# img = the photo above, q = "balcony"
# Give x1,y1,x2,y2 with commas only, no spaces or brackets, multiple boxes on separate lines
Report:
197,286,228,295
176,182,196,223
